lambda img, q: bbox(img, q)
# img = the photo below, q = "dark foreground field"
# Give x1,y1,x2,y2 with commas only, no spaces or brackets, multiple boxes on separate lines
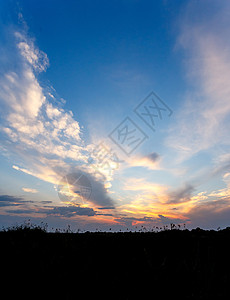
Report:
1,227,230,299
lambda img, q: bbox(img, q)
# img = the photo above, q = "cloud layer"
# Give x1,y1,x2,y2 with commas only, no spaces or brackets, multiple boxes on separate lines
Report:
1,4,230,230
0,27,114,210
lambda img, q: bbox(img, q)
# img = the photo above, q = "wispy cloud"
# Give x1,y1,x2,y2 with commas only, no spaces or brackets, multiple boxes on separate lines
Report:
123,177,165,194
0,23,114,210
160,1,230,226
16,31,49,72
166,1,230,162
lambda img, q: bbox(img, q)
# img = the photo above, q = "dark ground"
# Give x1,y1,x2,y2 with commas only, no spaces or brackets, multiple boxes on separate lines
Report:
1,227,230,299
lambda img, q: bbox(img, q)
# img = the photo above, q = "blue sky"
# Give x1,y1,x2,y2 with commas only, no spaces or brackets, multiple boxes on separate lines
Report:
0,0,230,230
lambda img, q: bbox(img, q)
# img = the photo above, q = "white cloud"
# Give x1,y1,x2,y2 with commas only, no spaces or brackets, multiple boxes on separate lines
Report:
0,31,84,161
22,187,38,193
0,27,115,209
15,31,49,72
46,103,61,119
1,69,45,118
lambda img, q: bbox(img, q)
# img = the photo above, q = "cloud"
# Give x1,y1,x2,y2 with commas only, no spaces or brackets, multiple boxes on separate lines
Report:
39,201,53,204
2,70,45,118
57,169,115,208
79,170,115,208
13,164,115,208
114,216,155,227
16,32,49,72
185,197,230,229
223,173,230,188
123,177,166,194
0,194,23,203
0,193,113,218
0,194,26,207
166,184,195,204
45,206,97,217
0,24,115,211
166,1,230,161
126,152,161,170
147,152,160,163
157,214,186,225
5,209,35,214
97,206,115,210
0,28,86,162
114,214,186,228
22,188,38,193
0,193,98,218
1,70,83,159
208,188,230,200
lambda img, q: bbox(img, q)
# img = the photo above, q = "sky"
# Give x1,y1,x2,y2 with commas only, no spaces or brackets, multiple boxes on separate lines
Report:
0,0,230,231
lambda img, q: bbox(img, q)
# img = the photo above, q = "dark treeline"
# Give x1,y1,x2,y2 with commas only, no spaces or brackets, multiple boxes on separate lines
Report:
1,225,230,299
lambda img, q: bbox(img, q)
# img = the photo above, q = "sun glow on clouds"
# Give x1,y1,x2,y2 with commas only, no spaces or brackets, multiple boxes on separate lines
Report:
123,177,166,194
126,152,161,171
1,31,84,160
0,27,116,215
1,3,230,229
5,53,79,151
22,187,38,194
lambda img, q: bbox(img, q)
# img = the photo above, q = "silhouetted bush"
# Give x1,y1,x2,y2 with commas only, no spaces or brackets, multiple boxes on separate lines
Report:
1,224,230,299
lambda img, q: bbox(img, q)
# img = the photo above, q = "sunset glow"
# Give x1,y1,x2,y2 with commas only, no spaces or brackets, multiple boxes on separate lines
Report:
0,1,230,231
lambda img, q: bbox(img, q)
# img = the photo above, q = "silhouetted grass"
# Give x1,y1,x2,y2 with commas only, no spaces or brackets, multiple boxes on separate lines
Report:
2,219,48,233
1,223,230,299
